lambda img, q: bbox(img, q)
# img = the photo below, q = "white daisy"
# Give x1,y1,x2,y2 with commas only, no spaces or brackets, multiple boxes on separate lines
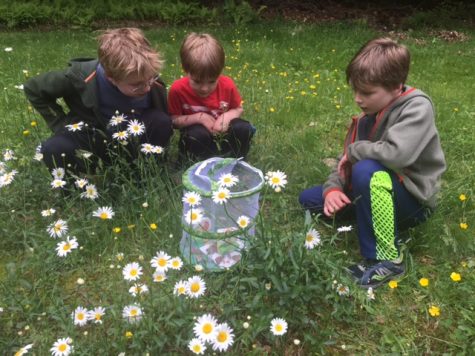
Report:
337,225,353,233
3,149,15,161
112,130,129,141
56,236,79,257
152,270,167,283
4,47,13,52
41,208,56,217
80,184,98,200
74,178,88,189
0,170,18,187
218,173,239,188
367,287,376,300
122,262,143,281
127,119,145,136
304,228,321,249
182,191,202,207
72,306,88,326
265,170,287,189
188,338,206,355
150,251,171,272
193,314,218,342
65,121,84,132
50,337,73,356
211,322,234,352
47,219,68,238
109,112,127,126
336,284,350,296
87,306,105,324
92,206,115,220
14,343,33,355
212,187,230,204
34,152,44,161
51,179,67,189
122,304,143,323
236,215,250,229
151,145,164,154
51,167,65,179
184,208,204,225
173,280,187,296
169,256,183,270
186,275,206,298
129,283,149,297
270,317,288,336
141,143,154,154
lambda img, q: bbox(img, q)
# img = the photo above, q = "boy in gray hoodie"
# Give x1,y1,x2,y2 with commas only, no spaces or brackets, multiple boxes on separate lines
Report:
299,37,446,288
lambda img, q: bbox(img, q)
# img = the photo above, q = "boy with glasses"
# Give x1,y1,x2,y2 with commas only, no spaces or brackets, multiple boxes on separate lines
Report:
25,27,173,175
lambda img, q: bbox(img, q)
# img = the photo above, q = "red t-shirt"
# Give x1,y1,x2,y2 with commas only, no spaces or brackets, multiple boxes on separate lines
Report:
168,75,242,119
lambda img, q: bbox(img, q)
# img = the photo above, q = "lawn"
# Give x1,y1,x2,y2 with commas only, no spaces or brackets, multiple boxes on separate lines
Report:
1,22,474,354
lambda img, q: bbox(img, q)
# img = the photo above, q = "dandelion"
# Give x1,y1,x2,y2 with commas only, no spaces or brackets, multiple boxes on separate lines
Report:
113,227,122,234
150,251,171,272
182,191,202,207
184,208,204,225
212,187,230,204
122,304,143,323
122,262,143,281
193,314,218,342
270,317,288,336
459,222,468,230
337,225,353,233
125,331,133,338
169,256,183,270
419,278,429,287
50,337,73,356
23,129,30,136
14,343,33,356
56,236,79,257
211,322,235,352
336,284,349,296
74,178,88,189
450,272,462,282
93,206,115,220
51,167,65,179
47,219,68,238
149,223,157,230
65,121,84,132
218,173,239,187
41,208,56,217
80,184,98,200
304,228,321,249
109,112,127,126
129,283,149,297
72,306,88,327
367,287,376,300
428,305,440,317
459,194,467,201
141,143,154,154
265,170,287,189
152,270,167,283
236,215,250,229
112,130,129,141
87,306,105,324
188,338,206,355
173,280,187,296
388,280,398,289
186,276,206,298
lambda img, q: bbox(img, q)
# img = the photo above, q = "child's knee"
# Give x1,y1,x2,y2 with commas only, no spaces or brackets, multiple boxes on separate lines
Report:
351,159,386,189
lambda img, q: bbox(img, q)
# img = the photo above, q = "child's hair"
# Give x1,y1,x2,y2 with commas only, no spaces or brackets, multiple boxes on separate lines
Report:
180,33,225,81
346,37,410,91
97,28,164,81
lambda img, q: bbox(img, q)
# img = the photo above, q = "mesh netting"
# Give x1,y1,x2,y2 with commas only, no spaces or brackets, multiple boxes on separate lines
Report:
180,157,264,271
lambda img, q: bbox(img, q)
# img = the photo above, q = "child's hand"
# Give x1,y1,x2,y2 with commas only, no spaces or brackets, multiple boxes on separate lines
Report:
213,114,230,133
324,191,351,216
198,113,216,133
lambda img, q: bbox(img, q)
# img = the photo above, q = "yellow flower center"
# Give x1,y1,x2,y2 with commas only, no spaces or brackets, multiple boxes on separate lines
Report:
62,243,71,251
306,235,313,242
130,309,138,316
95,314,101,321
77,312,84,320
158,258,167,267
188,197,196,204
203,323,213,334
58,344,67,352
155,275,164,282
130,269,137,277
218,192,226,199
217,331,228,343
54,225,61,232
193,345,202,352
224,177,231,183
271,177,280,184
172,260,180,268
191,212,198,221
190,282,200,293
100,212,108,220
178,287,185,294
275,324,283,332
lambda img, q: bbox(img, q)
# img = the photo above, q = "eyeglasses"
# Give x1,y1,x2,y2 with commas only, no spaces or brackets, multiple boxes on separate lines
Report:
131,77,156,93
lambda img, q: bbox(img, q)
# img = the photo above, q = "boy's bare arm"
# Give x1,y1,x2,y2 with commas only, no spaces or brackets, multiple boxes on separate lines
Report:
172,113,215,132
213,106,244,133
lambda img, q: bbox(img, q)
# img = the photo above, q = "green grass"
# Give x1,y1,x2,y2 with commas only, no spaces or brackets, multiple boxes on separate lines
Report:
1,22,475,354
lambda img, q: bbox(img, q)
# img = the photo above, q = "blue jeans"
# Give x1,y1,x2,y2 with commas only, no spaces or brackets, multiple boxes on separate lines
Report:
299,159,432,260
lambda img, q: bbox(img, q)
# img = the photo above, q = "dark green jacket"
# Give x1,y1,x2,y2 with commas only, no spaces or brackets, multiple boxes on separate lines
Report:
24,58,168,133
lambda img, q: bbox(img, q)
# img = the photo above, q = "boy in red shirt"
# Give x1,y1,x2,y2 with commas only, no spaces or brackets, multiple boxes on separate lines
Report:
168,33,254,161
